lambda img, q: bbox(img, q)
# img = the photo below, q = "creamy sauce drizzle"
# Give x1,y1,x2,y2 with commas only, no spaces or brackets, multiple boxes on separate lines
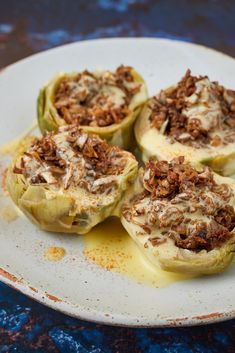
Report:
1,127,229,282
44,247,66,261
84,218,194,288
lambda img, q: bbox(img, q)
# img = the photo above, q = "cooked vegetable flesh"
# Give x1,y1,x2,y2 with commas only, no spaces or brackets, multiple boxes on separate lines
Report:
123,157,235,252
13,126,130,194
54,66,141,127
7,125,138,234
149,70,235,148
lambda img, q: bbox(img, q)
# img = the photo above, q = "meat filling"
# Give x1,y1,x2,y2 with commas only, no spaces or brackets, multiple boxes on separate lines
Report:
54,65,141,127
13,126,133,194
123,157,235,251
149,70,235,148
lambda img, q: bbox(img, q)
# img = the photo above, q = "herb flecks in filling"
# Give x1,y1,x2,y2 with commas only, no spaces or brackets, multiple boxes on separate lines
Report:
54,66,141,127
13,126,134,194
149,70,235,148
123,157,235,251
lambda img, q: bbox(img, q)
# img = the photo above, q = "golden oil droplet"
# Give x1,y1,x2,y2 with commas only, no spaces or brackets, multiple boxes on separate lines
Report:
44,247,66,262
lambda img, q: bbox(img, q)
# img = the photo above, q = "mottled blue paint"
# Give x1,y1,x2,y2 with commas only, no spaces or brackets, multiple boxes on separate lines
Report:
0,345,47,353
1,0,235,351
14,24,192,52
50,328,94,353
0,24,13,33
0,305,30,332
49,327,106,353
1,281,235,353
98,0,140,12
214,332,229,346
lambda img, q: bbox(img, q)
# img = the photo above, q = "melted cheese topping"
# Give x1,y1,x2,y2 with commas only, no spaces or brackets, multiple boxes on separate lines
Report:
22,128,130,196
130,192,223,243
183,79,221,132
180,78,235,145
66,73,127,110
123,162,234,253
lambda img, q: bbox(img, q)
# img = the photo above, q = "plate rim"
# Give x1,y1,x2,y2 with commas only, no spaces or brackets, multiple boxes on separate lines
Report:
1,36,234,74
1,37,235,327
1,273,235,327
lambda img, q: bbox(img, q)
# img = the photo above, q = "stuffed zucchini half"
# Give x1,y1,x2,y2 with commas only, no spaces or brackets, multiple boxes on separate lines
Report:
121,157,235,275
7,126,138,234
135,70,235,176
38,65,147,149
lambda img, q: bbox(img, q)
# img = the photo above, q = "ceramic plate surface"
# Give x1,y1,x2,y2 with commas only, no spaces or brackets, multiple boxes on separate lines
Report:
1,38,235,327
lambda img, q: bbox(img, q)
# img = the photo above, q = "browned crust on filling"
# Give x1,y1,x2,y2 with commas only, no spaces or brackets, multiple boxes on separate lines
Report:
149,70,235,148
13,126,133,194
123,157,235,251
54,65,141,127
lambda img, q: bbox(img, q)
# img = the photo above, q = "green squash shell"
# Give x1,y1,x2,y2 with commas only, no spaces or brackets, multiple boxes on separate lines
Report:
38,68,148,149
121,168,235,275
135,81,235,176
7,132,138,235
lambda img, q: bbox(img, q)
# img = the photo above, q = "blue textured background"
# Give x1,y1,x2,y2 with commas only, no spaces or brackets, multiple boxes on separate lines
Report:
1,1,235,352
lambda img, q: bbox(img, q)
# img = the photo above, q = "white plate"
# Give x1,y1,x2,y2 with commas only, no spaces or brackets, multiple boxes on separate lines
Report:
1,38,235,327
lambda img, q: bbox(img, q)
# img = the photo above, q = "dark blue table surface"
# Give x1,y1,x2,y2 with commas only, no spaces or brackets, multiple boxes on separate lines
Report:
1,1,235,352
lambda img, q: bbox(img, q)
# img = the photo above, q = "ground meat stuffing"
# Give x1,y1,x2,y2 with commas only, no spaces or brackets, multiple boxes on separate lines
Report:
13,126,133,194
54,65,141,127
123,157,235,251
149,70,235,148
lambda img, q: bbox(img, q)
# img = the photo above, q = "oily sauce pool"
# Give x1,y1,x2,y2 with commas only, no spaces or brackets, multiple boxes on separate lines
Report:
84,217,194,287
